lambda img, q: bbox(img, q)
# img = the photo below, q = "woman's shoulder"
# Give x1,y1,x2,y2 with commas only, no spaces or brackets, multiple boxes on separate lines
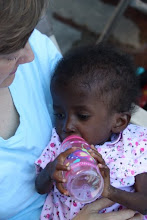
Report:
29,29,62,64
28,29,62,86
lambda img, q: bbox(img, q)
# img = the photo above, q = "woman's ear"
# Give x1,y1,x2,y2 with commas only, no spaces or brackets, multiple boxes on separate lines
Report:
112,112,131,133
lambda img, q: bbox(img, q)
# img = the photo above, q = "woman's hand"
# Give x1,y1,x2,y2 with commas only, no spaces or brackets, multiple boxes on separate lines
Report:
73,198,143,220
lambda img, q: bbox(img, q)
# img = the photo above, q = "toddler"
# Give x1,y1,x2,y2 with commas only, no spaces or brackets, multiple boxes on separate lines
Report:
35,44,147,220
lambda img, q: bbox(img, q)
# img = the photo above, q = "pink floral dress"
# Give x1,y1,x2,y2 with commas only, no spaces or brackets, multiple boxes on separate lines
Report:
35,124,147,220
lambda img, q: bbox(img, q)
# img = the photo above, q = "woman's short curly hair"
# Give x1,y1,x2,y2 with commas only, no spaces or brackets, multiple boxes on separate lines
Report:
51,44,140,114
0,0,48,54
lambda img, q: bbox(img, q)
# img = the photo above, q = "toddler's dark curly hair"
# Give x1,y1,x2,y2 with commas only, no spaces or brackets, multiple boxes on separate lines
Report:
51,44,140,114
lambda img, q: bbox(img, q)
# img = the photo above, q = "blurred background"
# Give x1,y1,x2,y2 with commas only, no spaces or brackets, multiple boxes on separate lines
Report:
37,0,147,111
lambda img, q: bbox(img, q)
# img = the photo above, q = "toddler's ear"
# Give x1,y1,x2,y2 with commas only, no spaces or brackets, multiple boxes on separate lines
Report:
112,112,131,133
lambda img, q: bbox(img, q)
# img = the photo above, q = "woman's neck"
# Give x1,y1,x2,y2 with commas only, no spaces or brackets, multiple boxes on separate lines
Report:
0,87,19,139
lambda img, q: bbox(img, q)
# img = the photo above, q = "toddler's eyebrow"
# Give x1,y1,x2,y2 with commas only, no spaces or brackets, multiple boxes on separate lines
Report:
73,105,91,111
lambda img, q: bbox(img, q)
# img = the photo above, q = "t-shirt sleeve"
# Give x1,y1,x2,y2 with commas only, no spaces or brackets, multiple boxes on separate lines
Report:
35,128,62,173
29,29,62,120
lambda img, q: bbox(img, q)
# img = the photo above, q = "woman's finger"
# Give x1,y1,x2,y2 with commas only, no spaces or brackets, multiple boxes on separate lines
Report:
128,213,144,220
99,209,136,220
73,198,136,220
72,198,114,220
84,198,114,212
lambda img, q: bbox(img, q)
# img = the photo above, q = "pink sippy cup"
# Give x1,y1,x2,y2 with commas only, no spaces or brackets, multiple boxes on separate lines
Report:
62,135,104,203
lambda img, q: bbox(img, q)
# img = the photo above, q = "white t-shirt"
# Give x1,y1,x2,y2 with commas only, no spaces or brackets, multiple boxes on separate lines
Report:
0,29,61,220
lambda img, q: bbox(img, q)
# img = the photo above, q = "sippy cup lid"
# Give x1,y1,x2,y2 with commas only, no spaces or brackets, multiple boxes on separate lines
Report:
62,135,85,145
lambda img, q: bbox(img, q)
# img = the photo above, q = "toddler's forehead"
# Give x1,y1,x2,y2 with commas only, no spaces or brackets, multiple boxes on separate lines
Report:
57,77,101,96
64,81,104,102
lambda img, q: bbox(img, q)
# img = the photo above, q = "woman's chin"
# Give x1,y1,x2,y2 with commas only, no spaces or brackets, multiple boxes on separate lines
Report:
0,74,15,88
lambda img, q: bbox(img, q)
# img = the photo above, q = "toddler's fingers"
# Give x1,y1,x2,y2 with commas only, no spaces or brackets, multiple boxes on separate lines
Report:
56,147,77,164
53,172,67,183
98,164,108,169
98,164,110,178
56,182,69,196
89,145,102,157
56,163,70,171
88,146,105,164
61,147,77,158
90,144,97,151
89,151,105,164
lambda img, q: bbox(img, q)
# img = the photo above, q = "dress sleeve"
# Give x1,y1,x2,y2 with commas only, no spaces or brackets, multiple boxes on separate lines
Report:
35,128,62,172
109,125,147,179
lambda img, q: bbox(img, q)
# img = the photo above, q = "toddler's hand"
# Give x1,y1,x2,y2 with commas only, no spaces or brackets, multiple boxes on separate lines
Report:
98,163,112,198
88,145,112,198
88,144,105,165
51,147,77,196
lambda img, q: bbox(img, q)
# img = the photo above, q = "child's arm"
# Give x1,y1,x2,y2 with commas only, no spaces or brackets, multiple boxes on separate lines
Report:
89,146,147,215
35,147,76,195
100,164,147,215
35,160,59,194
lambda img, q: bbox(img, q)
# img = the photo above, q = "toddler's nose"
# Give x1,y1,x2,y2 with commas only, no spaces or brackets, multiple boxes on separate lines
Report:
62,116,77,135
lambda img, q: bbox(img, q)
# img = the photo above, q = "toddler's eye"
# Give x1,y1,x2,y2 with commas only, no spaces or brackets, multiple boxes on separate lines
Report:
78,114,90,121
54,113,65,119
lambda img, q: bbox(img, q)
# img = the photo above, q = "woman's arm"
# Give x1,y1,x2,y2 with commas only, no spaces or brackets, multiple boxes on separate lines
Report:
73,198,143,220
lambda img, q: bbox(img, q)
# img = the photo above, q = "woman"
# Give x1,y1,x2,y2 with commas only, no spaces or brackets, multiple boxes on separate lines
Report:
0,0,143,219
73,198,143,220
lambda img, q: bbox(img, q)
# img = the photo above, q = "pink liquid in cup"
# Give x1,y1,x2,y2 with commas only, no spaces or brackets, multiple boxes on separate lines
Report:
62,135,104,203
